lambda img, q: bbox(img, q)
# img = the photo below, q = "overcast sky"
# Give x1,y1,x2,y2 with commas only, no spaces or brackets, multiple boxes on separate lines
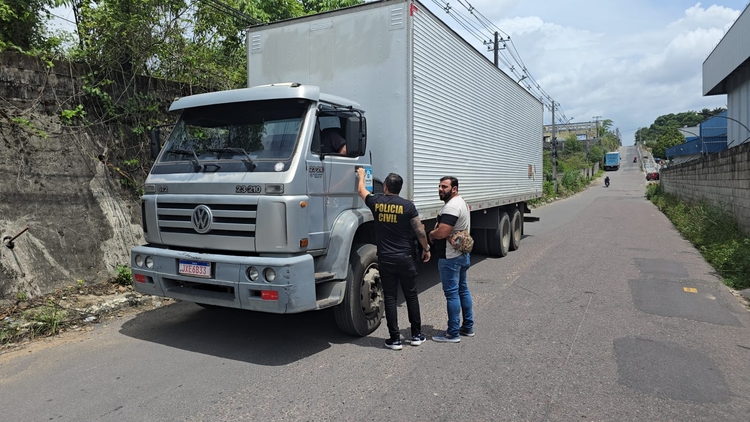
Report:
415,0,748,144
49,1,749,145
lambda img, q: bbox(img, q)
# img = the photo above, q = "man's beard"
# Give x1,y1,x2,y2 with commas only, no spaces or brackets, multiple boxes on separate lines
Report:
439,190,454,203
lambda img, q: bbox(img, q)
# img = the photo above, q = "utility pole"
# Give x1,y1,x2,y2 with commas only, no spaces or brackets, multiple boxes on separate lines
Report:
593,115,602,147
485,32,501,68
552,102,558,193
494,32,499,67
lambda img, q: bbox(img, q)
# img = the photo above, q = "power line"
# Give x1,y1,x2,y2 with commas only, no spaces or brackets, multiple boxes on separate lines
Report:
432,0,567,123
199,0,261,27
445,0,569,124
49,13,77,25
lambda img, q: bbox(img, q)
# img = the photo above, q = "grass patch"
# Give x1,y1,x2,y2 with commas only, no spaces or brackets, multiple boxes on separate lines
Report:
2,299,71,343
23,300,68,337
647,183,750,290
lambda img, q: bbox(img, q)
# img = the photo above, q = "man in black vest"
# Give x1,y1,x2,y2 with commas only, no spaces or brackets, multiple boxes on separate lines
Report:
356,167,431,350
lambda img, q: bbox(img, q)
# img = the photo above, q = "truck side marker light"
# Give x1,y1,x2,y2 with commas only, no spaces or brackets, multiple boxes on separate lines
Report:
683,287,697,293
300,201,307,208
300,238,308,247
261,290,279,301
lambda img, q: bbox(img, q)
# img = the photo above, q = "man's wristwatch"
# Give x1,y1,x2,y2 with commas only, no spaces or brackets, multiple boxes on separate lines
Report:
424,245,430,252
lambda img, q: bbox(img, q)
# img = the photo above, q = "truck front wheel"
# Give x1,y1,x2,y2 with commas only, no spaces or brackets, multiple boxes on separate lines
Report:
334,243,383,336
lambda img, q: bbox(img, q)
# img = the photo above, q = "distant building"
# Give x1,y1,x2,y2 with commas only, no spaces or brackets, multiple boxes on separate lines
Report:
667,111,728,164
703,4,750,147
542,121,598,151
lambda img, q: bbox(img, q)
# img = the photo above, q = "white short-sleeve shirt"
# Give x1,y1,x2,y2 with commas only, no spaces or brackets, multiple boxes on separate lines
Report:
438,195,470,259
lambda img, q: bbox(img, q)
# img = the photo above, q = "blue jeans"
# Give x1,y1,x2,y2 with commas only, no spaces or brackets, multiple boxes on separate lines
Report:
438,253,473,337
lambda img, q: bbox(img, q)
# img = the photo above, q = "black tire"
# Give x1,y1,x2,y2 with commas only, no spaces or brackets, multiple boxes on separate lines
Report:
487,212,511,257
334,243,383,336
510,208,522,251
470,228,488,256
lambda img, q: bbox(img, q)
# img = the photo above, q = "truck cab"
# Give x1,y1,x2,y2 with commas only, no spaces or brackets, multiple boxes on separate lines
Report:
131,83,384,336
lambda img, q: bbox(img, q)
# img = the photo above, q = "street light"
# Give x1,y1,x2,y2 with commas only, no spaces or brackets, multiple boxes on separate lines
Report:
709,114,750,149
679,128,705,157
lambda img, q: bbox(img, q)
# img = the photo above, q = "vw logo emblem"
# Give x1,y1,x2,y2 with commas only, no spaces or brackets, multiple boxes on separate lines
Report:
191,205,213,234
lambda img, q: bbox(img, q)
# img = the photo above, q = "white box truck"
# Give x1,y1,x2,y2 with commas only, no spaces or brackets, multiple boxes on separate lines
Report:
131,0,543,336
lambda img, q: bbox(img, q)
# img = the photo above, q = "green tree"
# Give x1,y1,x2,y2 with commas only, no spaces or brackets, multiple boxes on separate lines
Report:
598,118,613,137
639,109,725,148
55,0,364,91
652,127,685,158
588,144,603,165
599,132,619,152
300,0,362,13
0,0,59,50
563,133,583,153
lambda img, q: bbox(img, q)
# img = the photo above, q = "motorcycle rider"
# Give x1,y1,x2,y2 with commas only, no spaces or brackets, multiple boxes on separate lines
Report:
605,176,610,187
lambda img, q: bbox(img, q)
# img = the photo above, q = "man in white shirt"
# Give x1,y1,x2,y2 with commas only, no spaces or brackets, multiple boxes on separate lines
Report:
428,176,474,343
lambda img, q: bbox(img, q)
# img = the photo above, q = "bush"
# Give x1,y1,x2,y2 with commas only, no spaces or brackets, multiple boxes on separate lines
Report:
561,171,584,192
543,181,555,197
115,264,133,286
647,187,750,290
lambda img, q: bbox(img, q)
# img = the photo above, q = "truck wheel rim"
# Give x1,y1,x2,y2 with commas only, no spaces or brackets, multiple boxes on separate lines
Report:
359,264,382,316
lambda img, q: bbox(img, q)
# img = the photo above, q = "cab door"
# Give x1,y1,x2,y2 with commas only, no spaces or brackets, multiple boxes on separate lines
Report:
305,116,360,251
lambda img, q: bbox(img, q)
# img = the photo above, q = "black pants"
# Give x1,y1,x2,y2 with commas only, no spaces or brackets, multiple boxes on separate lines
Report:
379,255,421,339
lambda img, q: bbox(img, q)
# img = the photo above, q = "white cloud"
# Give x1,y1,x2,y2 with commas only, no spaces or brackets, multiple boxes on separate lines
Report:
422,0,744,143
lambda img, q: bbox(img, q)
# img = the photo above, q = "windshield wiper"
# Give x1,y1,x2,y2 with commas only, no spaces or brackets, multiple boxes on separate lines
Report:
168,149,203,171
206,148,257,171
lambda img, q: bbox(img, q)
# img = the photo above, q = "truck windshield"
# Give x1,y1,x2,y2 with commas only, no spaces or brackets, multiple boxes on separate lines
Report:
159,99,309,170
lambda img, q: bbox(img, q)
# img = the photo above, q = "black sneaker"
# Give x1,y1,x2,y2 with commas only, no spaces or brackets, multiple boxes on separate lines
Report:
410,334,426,346
432,332,460,343
384,337,403,350
459,327,475,337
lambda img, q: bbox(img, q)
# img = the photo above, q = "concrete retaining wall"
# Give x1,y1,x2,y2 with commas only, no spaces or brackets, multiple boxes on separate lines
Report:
661,142,750,236
0,51,192,301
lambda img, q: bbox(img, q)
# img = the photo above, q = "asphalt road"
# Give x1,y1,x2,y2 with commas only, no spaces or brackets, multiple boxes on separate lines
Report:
2,144,750,421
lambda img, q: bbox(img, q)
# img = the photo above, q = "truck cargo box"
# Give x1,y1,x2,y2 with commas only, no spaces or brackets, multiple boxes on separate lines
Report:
248,0,543,218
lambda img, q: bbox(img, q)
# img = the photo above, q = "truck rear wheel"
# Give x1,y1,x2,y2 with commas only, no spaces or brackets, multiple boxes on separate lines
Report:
334,243,383,336
470,228,488,255
510,208,522,251
487,212,511,257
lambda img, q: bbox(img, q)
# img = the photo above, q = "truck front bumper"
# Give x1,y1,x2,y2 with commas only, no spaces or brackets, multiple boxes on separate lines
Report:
130,245,318,313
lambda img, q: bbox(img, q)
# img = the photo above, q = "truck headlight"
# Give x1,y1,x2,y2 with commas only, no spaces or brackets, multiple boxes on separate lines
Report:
246,266,259,281
264,268,276,282
145,256,154,269
135,254,144,268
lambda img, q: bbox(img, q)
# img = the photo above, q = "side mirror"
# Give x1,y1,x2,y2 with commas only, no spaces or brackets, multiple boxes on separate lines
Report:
345,116,367,156
149,128,161,159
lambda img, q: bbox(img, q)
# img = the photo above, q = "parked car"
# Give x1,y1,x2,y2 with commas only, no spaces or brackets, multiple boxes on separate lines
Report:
646,171,660,181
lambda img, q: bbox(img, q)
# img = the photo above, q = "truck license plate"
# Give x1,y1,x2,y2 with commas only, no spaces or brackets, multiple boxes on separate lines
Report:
178,260,211,278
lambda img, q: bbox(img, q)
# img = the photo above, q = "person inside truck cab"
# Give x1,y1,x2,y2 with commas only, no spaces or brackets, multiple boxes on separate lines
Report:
320,127,347,155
